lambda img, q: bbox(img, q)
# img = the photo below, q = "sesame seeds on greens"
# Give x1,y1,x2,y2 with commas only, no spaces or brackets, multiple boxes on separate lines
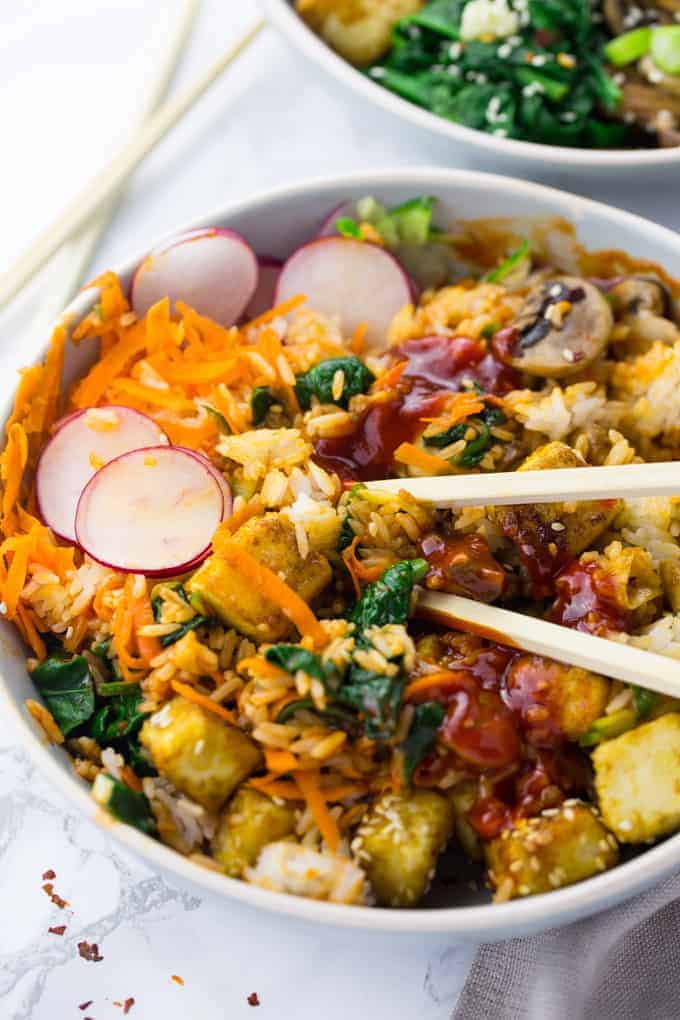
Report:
366,0,633,147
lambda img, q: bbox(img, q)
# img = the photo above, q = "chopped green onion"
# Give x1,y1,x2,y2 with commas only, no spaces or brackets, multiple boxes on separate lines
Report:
92,773,157,835
604,27,652,67
650,25,680,76
484,240,530,283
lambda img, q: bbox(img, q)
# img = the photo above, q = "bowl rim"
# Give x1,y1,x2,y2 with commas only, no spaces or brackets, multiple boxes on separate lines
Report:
5,165,680,935
261,0,680,169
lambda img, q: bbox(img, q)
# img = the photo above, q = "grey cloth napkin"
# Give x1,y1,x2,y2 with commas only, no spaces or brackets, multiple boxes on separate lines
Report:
453,872,680,1020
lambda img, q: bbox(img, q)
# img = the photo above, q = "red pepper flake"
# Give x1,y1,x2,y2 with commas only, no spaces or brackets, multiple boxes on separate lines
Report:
42,869,56,881
48,925,66,936
171,975,184,986
78,1003,93,1011
247,993,261,1007
78,940,104,963
123,999,135,1015
41,882,69,909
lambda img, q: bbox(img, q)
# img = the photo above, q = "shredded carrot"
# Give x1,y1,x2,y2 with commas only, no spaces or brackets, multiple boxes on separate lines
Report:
16,603,46,660
265,748,298,774
154,355,244,388
144,297,183,355
2,536,31,619
73,272,129,339
215,541,327,648
93,576,120,621
420,392,485,428
393,442,451,475
211,385,247,434
71,320,147,408
217,497,264,538
404,671,461,701
156,416,216,450
63,613,90,653
248,776,303,799
176,302,238,352
350,322,368,356
170,678,236,722
1,424,28,531
111,577,145,681
129,577,161,665
342,536,386,599
121,765,143,792
294,769,340,852
319,782,367,801
109,378,196,414
244,294,306,331
374,360,407,391
237,655,291,682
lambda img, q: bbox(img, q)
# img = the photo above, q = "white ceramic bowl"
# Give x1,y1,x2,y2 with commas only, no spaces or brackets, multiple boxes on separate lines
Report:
5,168,680,937
262,0,680,177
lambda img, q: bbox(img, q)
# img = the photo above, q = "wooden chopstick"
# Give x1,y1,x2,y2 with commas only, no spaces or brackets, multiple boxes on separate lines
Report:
0,16,265,312
418,591,680,700
28,0,202,338
366,461,680,508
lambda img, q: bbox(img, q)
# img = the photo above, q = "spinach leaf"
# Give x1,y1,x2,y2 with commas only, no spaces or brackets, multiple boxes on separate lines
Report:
276,697,361,735
337,668,407,741
351,559,428,633
631,685,657,720
94,773,157,836
251,386,278,426
159,615,213,648
30,655,95,736
295,357,375,411
265,644,326,680
399,702,445,783
90,686,155,777
337,515,356,552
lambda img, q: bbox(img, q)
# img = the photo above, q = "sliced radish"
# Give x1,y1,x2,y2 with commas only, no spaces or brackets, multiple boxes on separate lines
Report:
317,201,360,238
243,256,282,320
36,406,169,543
75,446,224,576
130,228,258,327
174,447,232,520
275,237,412,352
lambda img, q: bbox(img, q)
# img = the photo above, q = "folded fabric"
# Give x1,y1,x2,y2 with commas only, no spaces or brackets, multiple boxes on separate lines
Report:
453,872,680,1020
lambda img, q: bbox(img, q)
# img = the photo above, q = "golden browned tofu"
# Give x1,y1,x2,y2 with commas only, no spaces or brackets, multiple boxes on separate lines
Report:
504,655,610,742
593,713,680,843
491,442,620,563
296,0,423,67
140,698,262,813
354,790,454,906
187,513,331,642
212,788,296,878
486,802,618,901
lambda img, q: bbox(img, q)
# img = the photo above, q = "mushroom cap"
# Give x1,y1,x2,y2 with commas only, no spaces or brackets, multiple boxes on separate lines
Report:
500,275,614,379
609,275,675,319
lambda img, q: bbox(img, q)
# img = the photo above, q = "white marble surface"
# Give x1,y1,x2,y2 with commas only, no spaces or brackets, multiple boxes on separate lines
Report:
0,2,678,1017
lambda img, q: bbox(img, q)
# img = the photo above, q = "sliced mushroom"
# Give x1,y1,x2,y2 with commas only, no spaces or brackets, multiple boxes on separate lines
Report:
497,275,613,378
617,72,680,147
608,275,675,319
603,0,676,34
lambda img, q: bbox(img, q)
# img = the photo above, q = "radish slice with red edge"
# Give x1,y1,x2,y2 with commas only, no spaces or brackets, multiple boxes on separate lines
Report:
275,237,412,353
75,446,224,577
130,228,258,327
174,447,232,520
36,406,169,543
243,256,282,320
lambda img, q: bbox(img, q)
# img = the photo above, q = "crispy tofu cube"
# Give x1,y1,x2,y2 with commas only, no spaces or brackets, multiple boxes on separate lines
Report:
505,655,610,742
485,802,618,901
593,713,680,843
187,513,332,642
492,442,620,563
140,698,262,813
212,788,296,877
296,0,423,67
355,790,454,906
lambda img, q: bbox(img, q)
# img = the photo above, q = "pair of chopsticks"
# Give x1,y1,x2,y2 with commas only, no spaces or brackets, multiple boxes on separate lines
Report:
0,8,265,313
368,466,680,698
